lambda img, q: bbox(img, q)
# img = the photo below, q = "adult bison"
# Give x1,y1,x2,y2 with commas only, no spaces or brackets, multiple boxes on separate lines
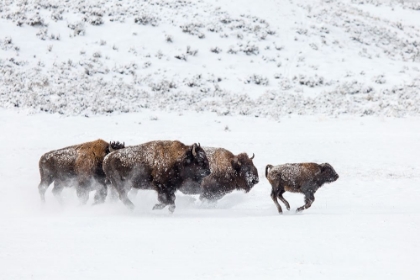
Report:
103,140,210,212
38,139,125,203
265,163,339,213
178,147,259,201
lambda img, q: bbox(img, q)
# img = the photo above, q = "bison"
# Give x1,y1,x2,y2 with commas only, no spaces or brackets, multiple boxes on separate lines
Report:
178,147,259,201
103,140,210,212
38,139,125,204
265,163,339,213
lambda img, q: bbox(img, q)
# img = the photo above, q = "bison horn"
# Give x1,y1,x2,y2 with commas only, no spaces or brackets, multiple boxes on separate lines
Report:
109,142,115,152
250,153,255,160
192,143,197,157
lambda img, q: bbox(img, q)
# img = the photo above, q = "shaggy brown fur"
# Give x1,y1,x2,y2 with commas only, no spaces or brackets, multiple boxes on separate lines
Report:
103,140,210,212
38,139,125,203
266,163,339,213
178,147,259,201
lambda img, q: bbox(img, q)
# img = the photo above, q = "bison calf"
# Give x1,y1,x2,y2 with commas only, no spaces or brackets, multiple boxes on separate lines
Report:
265,163,339,213
178,147,259,201
103,140,210,212
38,139,125,203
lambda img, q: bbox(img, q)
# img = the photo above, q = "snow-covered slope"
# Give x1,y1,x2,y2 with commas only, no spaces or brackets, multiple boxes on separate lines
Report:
1,0,419,117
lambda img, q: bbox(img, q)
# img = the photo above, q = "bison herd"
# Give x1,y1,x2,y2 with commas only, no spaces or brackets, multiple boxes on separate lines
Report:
38,139,339,213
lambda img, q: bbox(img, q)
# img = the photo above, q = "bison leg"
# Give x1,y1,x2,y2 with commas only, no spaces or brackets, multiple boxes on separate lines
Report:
271,189,283,214
153,186,176,213
93,186,107,205
114,184,134,209
114,180,134,209
38,174,54,202
297,192,315,212
52,179,65,203
107,184,119,202
119,192,134,209
76,187,89,204
107,174,135,209
278,190,290,211
76,177,92,204
93,179,108,205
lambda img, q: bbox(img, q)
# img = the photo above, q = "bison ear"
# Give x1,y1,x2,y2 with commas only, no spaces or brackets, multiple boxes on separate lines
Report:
231,157,241,171
320,163,330,173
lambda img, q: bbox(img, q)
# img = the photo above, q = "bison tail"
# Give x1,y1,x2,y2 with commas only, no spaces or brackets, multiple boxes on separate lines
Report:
265,164,273,178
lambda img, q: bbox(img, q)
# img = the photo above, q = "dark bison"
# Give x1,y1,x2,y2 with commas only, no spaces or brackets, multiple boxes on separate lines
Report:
265,163,339,213
178,147,259,201
38,139,125,203
103,140,210,212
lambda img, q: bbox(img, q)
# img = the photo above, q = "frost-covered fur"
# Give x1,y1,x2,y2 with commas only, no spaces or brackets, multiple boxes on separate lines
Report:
266,163,339,213
178,147,259,201
38,139,125,203
103,141,210,212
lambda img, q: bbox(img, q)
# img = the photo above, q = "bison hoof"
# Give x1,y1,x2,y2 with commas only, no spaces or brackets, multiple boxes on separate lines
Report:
153,203,166,210
123,200,135,210
168,205,175,213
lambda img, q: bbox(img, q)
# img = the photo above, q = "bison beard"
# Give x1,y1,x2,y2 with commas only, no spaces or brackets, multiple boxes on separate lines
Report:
37,139,125,203
266,163,339,213
103,140,210,213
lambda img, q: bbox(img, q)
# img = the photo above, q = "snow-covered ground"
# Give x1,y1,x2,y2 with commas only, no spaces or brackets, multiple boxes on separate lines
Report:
1,109,420,279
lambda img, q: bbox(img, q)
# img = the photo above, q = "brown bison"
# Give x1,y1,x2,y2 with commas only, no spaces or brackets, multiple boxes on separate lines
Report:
38,139,125,203
265,163,339,213
178,147,259,201
103,140,210,212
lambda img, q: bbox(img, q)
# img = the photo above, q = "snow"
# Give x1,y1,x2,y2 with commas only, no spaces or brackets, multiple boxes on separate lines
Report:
1,109,420,279
1,0,420,278
0,0,420,117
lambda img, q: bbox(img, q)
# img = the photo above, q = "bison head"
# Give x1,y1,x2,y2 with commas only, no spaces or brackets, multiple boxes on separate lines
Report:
181,143,211,182
231,153,259,192
319,163,339,184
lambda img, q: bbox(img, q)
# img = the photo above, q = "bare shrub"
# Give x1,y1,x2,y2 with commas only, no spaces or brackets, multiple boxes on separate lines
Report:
245,74,269,86
210,47,222,54
134,14,159,26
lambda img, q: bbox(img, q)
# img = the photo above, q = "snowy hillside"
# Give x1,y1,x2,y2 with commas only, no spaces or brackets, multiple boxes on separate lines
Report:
1,0,420,117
